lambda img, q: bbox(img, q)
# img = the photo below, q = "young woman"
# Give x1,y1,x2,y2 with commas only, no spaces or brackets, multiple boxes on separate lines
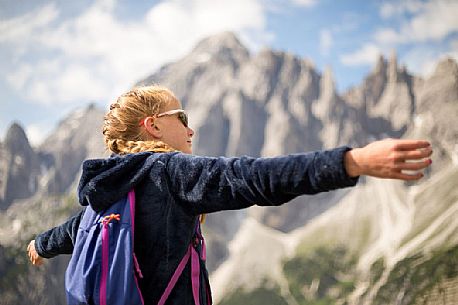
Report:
27,85,433,305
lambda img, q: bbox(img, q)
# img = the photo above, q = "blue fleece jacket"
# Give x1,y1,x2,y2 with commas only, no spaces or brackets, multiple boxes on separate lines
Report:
35,147,359,305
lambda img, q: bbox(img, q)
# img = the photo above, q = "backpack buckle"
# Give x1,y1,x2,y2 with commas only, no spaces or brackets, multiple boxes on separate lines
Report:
101,213,121,225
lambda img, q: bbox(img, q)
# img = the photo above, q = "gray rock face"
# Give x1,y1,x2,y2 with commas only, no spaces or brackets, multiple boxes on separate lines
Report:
343,53,415,139
38,104,106,194
0,105,106,211
369,52,415,131
312,67,363,149
244,50,322,156
406,57,458,172
0,123,41,210
138,34,324,158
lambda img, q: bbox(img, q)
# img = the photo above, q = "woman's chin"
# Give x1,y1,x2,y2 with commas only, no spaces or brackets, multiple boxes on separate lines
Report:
182,145,193,154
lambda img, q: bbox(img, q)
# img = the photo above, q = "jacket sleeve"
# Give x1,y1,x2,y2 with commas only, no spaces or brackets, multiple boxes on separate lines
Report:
34,208,85,258
165,146,359,215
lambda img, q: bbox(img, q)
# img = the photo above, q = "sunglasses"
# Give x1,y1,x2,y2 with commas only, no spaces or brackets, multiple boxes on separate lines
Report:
139,109,188,127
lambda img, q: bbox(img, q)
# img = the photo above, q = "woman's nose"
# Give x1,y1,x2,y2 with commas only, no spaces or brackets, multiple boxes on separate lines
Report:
187,127,194,137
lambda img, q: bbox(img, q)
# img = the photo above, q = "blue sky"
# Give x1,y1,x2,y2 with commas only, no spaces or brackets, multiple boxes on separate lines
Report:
1,0,457,146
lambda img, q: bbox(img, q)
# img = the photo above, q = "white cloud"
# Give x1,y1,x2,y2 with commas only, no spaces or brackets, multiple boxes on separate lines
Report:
0,3,59,44
379,0,425,19
290,0,317,7
2,0,270,106
403,50,437,77
319,29,333,56
342,0,457,70
376,0,458,45
0,3,59,58
340,44,382,66
6,64,33,90
401,48,444,77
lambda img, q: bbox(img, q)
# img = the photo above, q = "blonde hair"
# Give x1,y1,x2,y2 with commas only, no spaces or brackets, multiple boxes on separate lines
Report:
103,85,178,155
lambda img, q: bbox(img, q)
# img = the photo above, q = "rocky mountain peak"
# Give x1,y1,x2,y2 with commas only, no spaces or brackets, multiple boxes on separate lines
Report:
412,58,458,169
364,54,388,104
5,122,31,152
1,122,41,210
38,104,106,194
368,50,414,131
417,57,458,109
321,66,336,97
191,31,249,61
373,54,387,76
312,66,337,119
388,50,398,82
138,32,250,105
40,104,105,150
432,56,458,79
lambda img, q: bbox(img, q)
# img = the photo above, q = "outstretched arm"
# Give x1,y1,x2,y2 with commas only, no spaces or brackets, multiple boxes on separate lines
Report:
166,146,359,214
344,139,432,180
27,208,86,266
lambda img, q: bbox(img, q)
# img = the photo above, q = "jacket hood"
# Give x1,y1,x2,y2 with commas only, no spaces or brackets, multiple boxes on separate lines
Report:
77,152,177,212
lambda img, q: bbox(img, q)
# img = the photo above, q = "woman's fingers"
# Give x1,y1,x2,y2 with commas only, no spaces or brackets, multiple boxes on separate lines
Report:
389,140,432,180
392,171,424,181
347,138,433,180
394,140,431,151
397,147,433,161
27,240,34,261
33,257,44,266
27,240,44,266
395,159,432,171
31,253,44,266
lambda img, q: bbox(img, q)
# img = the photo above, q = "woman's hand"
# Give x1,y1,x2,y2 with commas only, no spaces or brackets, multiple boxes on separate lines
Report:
27,240,44,266
345,138,433,180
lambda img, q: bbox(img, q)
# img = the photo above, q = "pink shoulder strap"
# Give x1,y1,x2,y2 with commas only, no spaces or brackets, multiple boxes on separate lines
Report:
158,218,208,305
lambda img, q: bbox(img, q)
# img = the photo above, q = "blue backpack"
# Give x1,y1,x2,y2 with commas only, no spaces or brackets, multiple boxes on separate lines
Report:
65,189,210,305
65,190,144,305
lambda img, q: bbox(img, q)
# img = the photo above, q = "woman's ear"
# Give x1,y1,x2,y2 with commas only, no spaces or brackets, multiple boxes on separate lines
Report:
143,117,162,139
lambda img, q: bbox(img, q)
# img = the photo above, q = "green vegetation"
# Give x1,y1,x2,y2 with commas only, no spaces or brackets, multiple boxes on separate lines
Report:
0,241,28,289
374,244,458,305
219,285,288,305
282,244,458,305
370,258,385,285
283,245,357,305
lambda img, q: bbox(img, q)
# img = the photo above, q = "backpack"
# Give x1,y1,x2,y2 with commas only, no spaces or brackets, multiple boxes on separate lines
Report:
65,190,144,305
65,189,211,305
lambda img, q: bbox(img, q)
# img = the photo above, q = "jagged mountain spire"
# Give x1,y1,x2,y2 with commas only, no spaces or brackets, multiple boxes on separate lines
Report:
388,49,398,82
373,54,387,75
0,122,41,209
5,122,31,152
191,31,249,56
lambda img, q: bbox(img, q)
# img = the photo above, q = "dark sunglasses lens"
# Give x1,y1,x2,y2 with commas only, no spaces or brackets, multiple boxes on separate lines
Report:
179,112,188,127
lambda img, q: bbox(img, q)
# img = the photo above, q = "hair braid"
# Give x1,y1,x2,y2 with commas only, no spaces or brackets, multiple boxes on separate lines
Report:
109,139,176,155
